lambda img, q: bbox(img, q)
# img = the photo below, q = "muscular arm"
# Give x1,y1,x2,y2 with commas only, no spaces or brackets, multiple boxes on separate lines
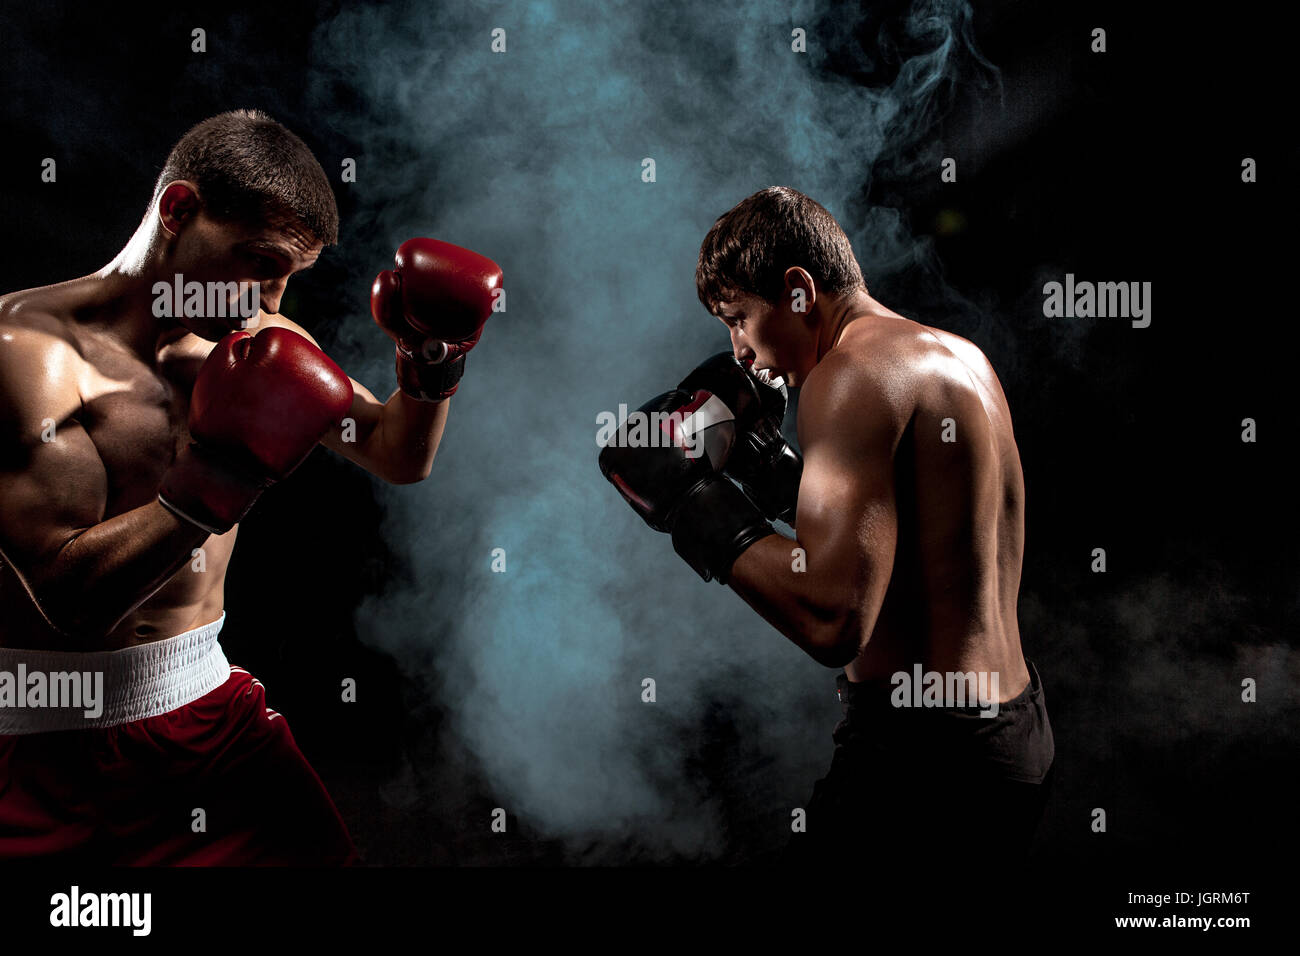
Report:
263,315,447,485
727,355,905,667
0,327,209,643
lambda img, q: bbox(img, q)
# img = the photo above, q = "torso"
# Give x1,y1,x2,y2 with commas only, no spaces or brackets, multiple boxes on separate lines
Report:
833,312,1030,700
0,278,270,651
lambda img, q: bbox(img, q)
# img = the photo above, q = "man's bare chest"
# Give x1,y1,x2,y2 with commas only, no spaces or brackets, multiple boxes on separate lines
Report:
74,338,205,514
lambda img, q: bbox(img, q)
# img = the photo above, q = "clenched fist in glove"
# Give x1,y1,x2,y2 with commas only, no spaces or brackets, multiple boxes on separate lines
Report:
158,328,354,535
677,353,803,524
371,238,503,402
598,387,775,584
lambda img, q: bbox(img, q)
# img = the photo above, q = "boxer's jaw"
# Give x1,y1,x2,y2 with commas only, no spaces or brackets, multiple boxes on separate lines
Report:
714,290,813,389
160,224,251,340
162,213,321,339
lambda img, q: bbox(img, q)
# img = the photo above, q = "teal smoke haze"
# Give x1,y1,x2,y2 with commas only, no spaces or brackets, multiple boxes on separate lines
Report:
306,0,988,860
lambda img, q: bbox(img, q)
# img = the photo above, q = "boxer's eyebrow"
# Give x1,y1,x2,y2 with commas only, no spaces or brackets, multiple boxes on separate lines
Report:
239,240,317,271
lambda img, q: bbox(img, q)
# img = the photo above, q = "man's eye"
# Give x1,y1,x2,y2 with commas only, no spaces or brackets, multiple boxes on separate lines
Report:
247,254,278,275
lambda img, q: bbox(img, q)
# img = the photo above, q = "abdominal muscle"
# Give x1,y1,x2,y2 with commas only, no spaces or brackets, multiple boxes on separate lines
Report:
0,528,236,652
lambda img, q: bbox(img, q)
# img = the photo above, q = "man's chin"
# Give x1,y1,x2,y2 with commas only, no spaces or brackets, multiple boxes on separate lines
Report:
751,364,792,388
179,316,255,341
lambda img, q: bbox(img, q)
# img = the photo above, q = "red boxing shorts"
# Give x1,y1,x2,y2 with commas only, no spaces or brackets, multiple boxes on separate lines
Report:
0,612,358,865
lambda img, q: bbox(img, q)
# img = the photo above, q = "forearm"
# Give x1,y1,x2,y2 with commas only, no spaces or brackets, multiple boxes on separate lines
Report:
30,502,212,642
340,387,450,484
370,388,449,483
728,533,860,667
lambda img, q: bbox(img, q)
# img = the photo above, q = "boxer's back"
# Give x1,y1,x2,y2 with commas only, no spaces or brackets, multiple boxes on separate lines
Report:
0,279,234,651
832,313,1031,698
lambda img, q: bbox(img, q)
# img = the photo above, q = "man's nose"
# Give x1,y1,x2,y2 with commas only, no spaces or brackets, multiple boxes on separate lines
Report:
258,279,285,314
731,329,753,362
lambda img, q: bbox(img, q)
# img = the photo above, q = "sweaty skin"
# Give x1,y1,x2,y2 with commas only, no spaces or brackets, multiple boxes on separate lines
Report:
721,276,1031,700
0,186,448,651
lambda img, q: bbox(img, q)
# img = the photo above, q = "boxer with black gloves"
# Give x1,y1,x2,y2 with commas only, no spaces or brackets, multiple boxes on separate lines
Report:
602,185,1054,872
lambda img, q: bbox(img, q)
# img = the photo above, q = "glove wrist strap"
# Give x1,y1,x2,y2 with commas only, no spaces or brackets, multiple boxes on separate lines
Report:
669,477,775,584
395,346,465,402
158,443,268,535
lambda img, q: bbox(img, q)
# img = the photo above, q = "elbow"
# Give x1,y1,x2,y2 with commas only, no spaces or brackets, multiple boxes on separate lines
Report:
383,463,433,485
18,542,119,645
50,620,106,648
805,612,863,669
29,574,118,647
30,590,109,646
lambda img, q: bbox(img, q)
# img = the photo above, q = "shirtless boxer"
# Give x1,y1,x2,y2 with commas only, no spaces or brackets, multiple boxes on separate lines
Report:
600,186,1053,865
0,110,502,864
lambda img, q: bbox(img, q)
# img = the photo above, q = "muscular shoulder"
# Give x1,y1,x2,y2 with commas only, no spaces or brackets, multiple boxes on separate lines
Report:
864,319,1012,453
800,316,998,453
921,326,1005,400
798,323,915,457
803,315,940,411
0,306,85,445
860,316,999,408
255,312,321,348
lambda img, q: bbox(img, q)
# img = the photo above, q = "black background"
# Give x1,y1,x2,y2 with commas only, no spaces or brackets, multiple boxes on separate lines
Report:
0,0,1293,934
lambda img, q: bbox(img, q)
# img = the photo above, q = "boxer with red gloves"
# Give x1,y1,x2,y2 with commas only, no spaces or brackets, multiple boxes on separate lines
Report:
0,110,502,865
370,237,503,402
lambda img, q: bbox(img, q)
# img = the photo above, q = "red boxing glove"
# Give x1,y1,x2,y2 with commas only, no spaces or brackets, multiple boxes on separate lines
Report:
158,329,354,534
371,237,503,402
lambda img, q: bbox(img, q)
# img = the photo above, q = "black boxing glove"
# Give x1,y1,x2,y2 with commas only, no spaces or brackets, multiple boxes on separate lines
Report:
598,388,774,583
677,353,803,524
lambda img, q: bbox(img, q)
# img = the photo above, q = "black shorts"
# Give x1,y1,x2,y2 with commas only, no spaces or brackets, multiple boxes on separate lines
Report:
787,660,1055,865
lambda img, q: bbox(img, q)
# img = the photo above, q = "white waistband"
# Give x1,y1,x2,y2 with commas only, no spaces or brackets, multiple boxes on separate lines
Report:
0,612,230,734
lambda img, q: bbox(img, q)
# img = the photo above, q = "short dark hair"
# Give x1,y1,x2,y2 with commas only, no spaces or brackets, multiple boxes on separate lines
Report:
152,109,339,245
696,186,865,313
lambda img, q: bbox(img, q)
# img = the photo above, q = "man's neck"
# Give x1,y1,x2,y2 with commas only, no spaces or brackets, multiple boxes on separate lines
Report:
815,288,877,360
90,227,186,363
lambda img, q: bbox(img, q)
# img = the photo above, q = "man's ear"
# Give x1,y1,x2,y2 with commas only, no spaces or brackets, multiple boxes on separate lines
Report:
783,266,816,320
157,181,202,237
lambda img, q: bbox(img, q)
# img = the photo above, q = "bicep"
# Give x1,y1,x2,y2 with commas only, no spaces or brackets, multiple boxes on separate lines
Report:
258,316,384,452
793,367,903,631
0,338,108,589
796,439,896,586
317,375,384,459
